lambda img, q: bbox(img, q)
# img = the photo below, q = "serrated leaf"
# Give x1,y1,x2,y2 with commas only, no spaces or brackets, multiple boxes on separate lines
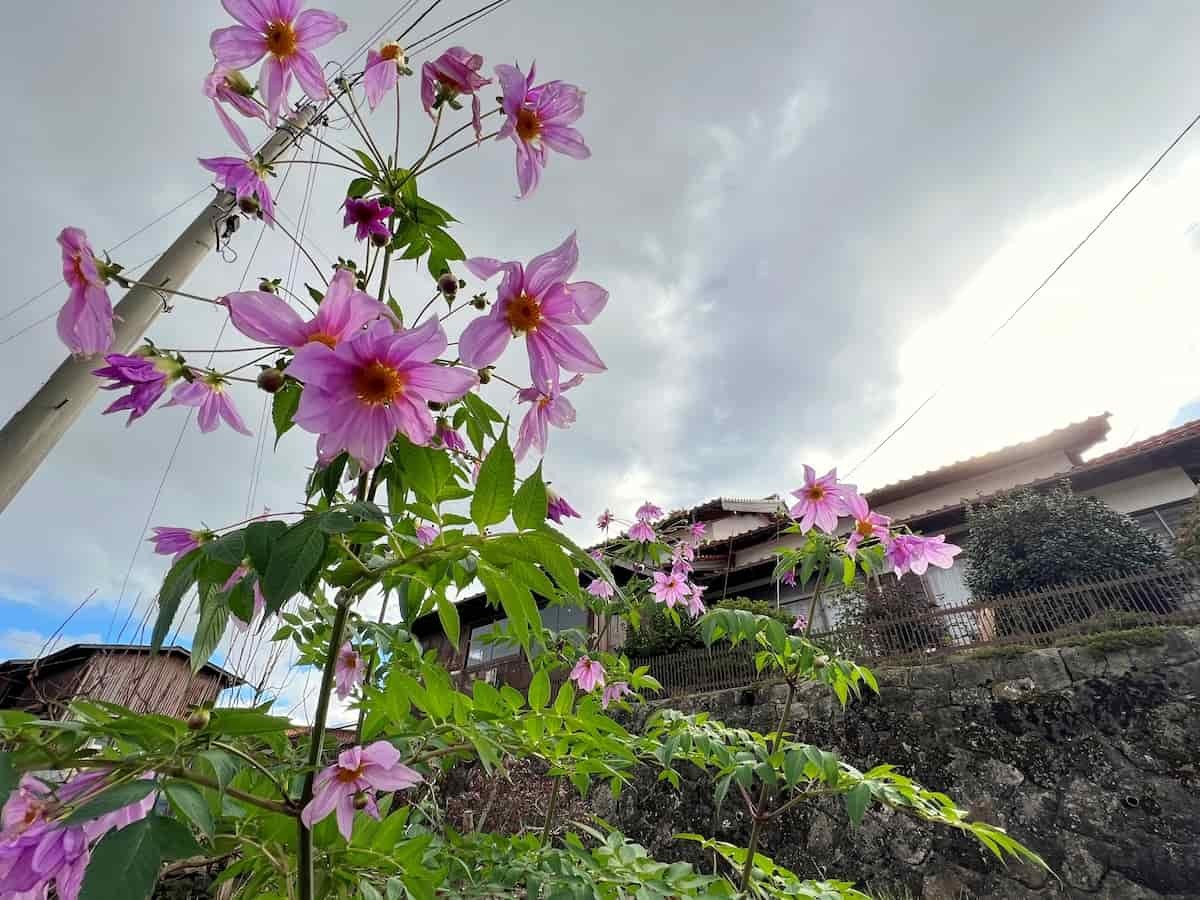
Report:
191,589,230,671
272,381,301,447
151,814,203,860
347,176,373,198
244,521,287,578
204,531,246,566
435,593,459,646
79,818,160,900
845,782,871,827
262,519,327,610
528,668,550,710
471,429,515,530
65,780,157,826
164,781,214,837
151,549,201,651
512,463,548,529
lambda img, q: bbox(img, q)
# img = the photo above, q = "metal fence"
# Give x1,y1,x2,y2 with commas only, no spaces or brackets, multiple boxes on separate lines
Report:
631,564,1200,697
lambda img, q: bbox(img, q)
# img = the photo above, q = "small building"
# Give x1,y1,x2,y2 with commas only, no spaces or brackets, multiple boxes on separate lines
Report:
0,643,243,719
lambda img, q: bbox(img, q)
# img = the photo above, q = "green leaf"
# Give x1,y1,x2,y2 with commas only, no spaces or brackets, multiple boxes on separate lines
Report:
554,681,575,715
512,463,548,529
191,588,230,672
79,817,160,900
244,520,287,578
197,749,238,790
321,453,349,503
318,510,358,534
151,549,201,651
164,781,214,837
207,708,291,736
204,531,245,566
354,149,379,175
845,782,871,827
225,576,255,625
347,176,373,198
471,428,515,530
528,668,550,710
65,780,157,826
0,753,15,801
151,814,204,860
842,554,856,586
436,593,460,647
272,381,301,447
261,519,327,611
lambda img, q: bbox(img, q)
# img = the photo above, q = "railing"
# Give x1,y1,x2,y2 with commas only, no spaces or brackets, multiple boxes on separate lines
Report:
632,564,1200,697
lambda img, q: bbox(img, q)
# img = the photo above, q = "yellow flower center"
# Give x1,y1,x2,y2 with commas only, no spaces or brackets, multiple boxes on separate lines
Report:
380,42,404,62
354,361,407,406
336,764,366,784
505,293,543,333
856,519,874,537
265,20,298,58
805,485,825,502
537,395,551,409
307,332,338,349
516,107,541,143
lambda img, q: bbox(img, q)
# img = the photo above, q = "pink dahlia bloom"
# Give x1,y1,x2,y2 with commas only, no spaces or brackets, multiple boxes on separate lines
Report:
601,681,631,710
789,465,855,534
459,233,607,395
689,521,707,542
494,62,589,198
569,655,605,693
650,570,691,609
334,641,364,700
673,542,695,567
684,583,707,618
586,577,614,599
420,47,491,138
596,510,614,530
301,741,421,841
227,267,389,351
792,613,808,632
288,318,476,470
844,491,891,556
149,526,211,562
628,520,656,543
56,227,114,357
223,566,267,630
200,155,276,224
781,569,797,588
886,533,961,577
435,422,466,453
165,373,252,435
415,524,440,547
546,488,580,524
635,502,663,522
93,353,181,425
203,64,265,123
364,42,406,111
342,197,393,245
514,374,581,461
210,0,347,123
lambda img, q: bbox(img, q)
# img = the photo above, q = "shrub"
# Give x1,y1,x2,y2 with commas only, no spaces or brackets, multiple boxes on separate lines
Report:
830,573,949,658
620,597,791,656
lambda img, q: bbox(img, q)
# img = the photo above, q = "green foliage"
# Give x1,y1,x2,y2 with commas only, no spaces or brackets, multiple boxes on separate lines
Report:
621,597,792,656
1176,493,1200,562
830,573,948,658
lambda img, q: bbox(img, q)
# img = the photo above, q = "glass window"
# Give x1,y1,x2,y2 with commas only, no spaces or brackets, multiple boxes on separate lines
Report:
924,557,971,607
540,604,588,634
467,619,518,668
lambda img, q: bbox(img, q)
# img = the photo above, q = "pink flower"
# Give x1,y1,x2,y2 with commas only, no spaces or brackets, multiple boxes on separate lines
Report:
587,548,604,562
650,570,692,609
635,502,663,522
546,488,580,524
781,569,797,588
227,267,389,351
673,541,695,566
689,521,707,542
792,613,808,632
301,741,421,841
514,374,582,461
203,64,265,124
165,373,252,435
886,533,961,577
459,233,607,394
684,583,707,618
222,566,266,630
789,465,855,534
596,510,614,530
435,422,466,453
93,353,182,425
569,655,605,693
210,0,347,123
586,577,614,599
288,319,477,470
149,526,211,562
629,520,656,543
334,641,364,700
415,524,440,546
342,197,393,245
364,42,406,110
420,47,491,138
601,681,631,710
494,62,589,198
56,227,114,356
844,491,891,556
199,155,276,224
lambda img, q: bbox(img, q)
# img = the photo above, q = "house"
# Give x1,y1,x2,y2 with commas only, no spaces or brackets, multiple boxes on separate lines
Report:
0,643,244,719
413,413,1200,682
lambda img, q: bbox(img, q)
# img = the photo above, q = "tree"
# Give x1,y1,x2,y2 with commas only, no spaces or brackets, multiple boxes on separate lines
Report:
1176,493,1200,562
831,573,949,658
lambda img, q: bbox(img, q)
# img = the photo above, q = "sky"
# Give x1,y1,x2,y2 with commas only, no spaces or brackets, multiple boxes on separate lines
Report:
1,1,1199,718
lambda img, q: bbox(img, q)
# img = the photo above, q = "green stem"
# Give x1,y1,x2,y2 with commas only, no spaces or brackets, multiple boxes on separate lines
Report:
159,766,295,817
353,594,390,744
410,130,499,180
739,680,796,893
540,774,563,847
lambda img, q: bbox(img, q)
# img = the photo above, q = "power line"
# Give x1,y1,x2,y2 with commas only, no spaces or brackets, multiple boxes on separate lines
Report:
407,0,513,57
846,108,1200,479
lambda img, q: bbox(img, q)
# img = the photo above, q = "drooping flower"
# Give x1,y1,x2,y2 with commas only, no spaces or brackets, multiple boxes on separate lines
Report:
789,465,855,534
334,642,365,700
635,502,663,522
210,0,347,123
203,64,266,124
628,520,656,543
689,521,707,542
435,422,466,453
93,353,183,425
494,62,589,198
586,577,614,599
546,488,580,524
587,548,604,562
514,374,582,461
650,570,692,609
684,583,707,618
420,47,491,138
672,541,695,567
288,318,476,470
596,510,613,530
569,655,605,693
300,741,422,841
342,197,394,245
56,227,114,356
227,267,389,351
222,566,266,630
164,373,253,436
459,233,607,394
199,155,277,224
364,42,407,110
415,524,440,547
792,613,808,632
844,491,891,556
886,533,962,577
601,681,632,710
149,526,212,562
781,569,797,588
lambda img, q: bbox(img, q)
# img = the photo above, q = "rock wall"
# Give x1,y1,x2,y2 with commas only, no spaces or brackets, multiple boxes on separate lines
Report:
594,628,1200,899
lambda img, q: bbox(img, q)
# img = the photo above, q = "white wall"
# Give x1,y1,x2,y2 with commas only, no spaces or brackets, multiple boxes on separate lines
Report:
704,512,772,541
1082,466,1197,514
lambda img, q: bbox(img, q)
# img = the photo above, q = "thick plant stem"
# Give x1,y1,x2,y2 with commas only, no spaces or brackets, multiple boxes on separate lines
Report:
540,774,563,847
739,680,796,893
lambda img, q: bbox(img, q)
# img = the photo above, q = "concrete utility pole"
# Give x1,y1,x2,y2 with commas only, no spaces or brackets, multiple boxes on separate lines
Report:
0,105,318,515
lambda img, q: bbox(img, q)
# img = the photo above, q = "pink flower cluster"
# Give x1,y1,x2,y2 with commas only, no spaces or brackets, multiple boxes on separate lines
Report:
301,741,421,840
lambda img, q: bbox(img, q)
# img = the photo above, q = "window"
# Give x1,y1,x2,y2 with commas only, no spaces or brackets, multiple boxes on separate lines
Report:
466,619,518,668
1130,500,1192,550
923,557,971,607
540,604,588,633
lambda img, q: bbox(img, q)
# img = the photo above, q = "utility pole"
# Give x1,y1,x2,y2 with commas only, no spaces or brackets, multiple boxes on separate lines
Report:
0,104,317,514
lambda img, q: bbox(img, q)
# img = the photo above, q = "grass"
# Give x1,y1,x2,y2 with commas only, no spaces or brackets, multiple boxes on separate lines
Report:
1058,625,1166,653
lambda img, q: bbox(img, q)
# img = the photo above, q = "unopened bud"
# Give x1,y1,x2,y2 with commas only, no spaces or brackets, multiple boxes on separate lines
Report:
370,232,390,248
427,400,446,411
257,368,285,393
258,280,275,293
477,367,492,384
353,791,370,810
471,295,487,310
186,709,211,730
437,272,458,299
356,279,368,290
238,195,261,215
814,654,830,670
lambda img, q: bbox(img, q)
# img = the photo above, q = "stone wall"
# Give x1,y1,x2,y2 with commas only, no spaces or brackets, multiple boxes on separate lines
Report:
594,628,1200,899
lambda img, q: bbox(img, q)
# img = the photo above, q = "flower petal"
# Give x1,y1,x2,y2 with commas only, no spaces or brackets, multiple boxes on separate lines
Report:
541,124,591,159
210,25,267,69
404,363,477,403
294,8,347,48
291,49,330,101
563,281,606,323
213,101,254,157
537,322,606,374
259,55,290,123
457,313,510,368
221,0,271,30
226,290,309,346
525,232,578,298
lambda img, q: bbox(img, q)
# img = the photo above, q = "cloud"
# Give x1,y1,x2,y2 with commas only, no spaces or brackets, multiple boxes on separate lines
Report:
0,628,104,660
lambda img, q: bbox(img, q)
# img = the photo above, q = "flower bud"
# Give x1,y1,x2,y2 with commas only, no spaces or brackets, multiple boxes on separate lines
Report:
437,272,458,299
186,708,211,730
353,791,370,810
477,367,492,384
427,400,446,411
238,195,261,216
471,295,487,310
814,654,830,670
257,368,286,393
370,231,390,248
